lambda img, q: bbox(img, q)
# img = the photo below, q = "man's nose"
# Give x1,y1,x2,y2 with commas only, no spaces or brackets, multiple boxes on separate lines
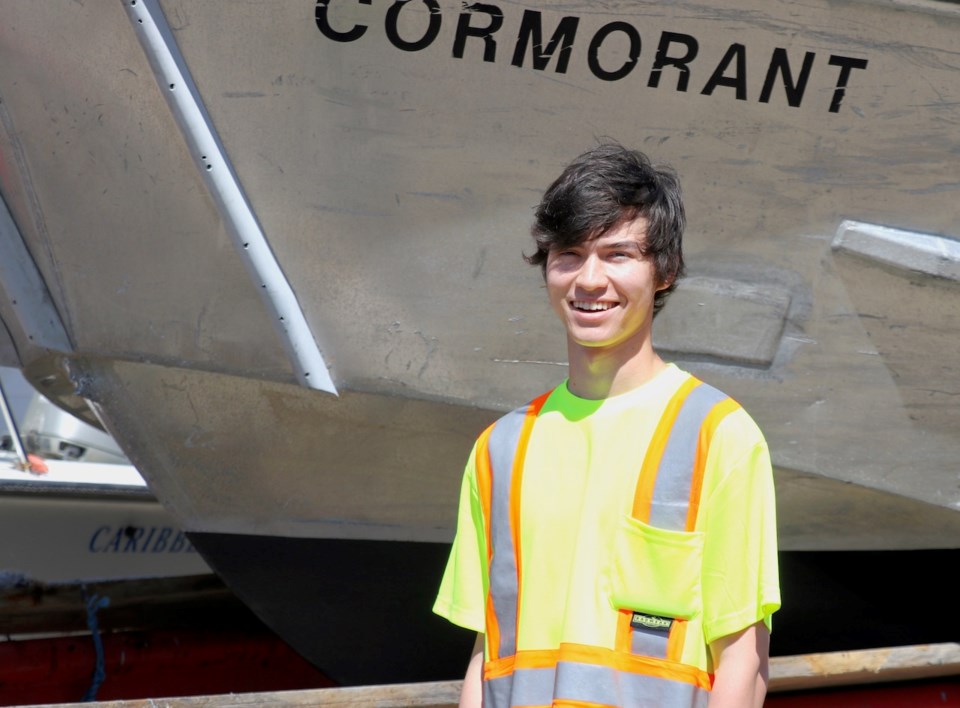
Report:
576,254,606,290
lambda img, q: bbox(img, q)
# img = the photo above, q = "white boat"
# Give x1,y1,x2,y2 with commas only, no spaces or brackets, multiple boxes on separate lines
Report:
0,366,211,592
0,454,210,586
1,0,958,686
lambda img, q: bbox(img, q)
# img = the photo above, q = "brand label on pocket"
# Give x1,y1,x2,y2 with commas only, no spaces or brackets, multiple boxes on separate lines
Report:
630,612,673,635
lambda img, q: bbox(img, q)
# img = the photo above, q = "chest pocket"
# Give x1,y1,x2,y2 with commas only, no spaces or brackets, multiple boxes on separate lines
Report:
609,514,704,621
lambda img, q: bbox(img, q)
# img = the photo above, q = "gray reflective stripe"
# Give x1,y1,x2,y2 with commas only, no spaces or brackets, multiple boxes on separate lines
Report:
484,664,554,707
631,623,669,658
648,382,729,530
485,661,708,707
630,381,728,660
486,405,530,659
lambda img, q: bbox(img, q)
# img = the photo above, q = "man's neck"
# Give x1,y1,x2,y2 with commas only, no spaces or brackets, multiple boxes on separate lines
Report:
565,337,667,400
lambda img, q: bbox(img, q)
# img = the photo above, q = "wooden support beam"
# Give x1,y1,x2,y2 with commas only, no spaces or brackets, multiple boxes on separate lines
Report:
768,641,960,692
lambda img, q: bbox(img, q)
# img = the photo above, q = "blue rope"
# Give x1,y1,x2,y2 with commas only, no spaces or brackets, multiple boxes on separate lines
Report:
82,592,111,702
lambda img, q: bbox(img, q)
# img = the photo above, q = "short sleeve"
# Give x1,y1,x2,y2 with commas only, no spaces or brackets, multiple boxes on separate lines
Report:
433,445,489,633
698,409,781,644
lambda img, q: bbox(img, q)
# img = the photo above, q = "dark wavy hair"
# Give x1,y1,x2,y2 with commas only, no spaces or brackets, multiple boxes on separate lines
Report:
525,142,686,317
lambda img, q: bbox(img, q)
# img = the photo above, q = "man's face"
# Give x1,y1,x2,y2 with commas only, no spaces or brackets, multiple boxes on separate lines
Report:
545,216,664,353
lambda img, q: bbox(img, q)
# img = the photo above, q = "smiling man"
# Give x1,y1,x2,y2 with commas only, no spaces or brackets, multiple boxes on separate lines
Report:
434,143,781,708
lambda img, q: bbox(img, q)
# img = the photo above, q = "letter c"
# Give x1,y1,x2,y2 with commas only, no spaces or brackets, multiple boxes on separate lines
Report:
316,0,372,42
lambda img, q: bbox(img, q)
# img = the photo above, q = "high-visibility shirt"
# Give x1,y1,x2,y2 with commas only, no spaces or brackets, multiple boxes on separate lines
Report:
433,364,781,707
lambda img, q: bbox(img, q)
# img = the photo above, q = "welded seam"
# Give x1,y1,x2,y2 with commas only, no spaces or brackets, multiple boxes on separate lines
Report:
123,0,337,394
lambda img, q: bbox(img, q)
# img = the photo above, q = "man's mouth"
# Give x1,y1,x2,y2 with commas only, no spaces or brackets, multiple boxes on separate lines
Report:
571,300,616,312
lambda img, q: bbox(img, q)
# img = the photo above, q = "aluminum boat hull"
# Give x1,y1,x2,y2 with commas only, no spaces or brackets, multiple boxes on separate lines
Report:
2,0,959,684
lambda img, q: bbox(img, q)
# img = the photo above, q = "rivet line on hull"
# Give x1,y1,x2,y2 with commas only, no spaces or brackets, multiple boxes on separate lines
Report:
123,0,337,394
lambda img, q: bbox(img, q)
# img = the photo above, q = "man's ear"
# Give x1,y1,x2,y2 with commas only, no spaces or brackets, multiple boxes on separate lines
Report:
655,263,681,292
655,275,675,292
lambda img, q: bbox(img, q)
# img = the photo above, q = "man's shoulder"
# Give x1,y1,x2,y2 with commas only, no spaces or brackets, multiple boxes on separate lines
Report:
694,386,768,452
500,386,560,422
670,369,768,443
479,385,561,437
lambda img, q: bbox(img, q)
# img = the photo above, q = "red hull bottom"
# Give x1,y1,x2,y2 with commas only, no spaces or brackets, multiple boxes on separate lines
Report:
0,626,335,706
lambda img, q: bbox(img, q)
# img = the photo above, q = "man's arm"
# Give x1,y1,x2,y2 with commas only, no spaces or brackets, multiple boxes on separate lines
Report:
459,632,484,708
707,621,770,708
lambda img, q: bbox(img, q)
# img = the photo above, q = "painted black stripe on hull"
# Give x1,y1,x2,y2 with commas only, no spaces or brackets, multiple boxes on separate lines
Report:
773,549,959,657
188,533,475,686
189,533,959,686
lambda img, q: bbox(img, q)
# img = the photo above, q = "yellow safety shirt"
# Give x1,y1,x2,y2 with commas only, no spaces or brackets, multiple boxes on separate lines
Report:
434,364,781,707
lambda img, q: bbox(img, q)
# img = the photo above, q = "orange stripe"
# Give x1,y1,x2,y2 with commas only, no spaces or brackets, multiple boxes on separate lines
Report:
509,647,559,670
631,376,701,522
614,608,634,653
474,424,500,661
484,652,516,679
485,643,712,690
475,425,495,564
685,397,741,531
508,392,551,648
666,618,688,662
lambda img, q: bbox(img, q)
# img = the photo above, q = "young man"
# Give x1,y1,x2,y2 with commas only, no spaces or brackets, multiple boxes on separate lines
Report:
434,143,781,708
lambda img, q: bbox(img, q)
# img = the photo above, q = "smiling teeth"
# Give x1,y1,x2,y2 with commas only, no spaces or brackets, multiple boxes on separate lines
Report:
573,301,613,311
